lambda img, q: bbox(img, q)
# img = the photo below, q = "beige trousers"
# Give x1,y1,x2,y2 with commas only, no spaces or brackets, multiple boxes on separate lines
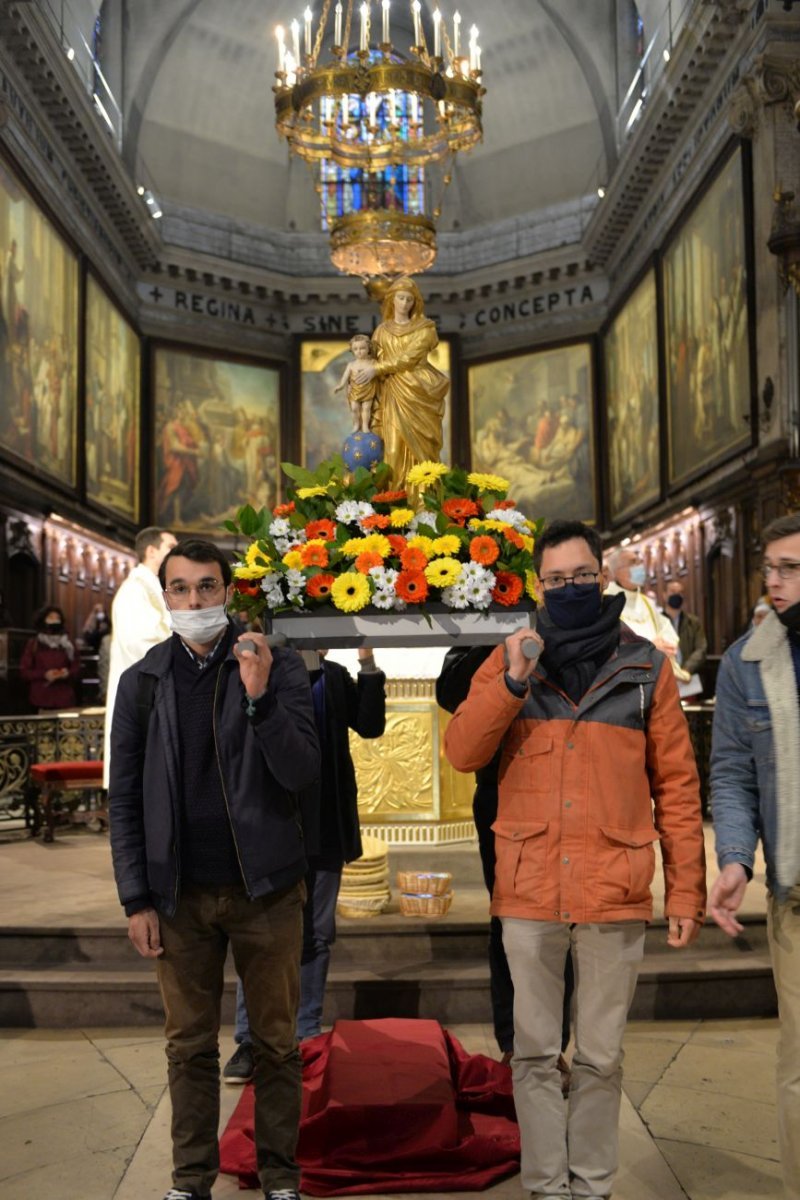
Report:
502,918,645,1200
768,887,800,1200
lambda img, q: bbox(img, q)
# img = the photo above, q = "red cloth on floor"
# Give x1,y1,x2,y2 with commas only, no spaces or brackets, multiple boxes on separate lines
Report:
219,1018,520,1194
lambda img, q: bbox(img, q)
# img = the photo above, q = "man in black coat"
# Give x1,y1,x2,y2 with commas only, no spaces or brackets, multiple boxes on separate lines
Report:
109,538,320,1200
224,646,386,1079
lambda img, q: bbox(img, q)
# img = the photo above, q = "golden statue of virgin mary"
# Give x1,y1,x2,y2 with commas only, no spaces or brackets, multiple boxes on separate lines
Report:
351,276,449,489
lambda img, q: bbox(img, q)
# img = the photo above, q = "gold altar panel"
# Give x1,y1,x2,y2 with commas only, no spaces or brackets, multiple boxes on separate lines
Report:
350,691,475,827
351,702,438,821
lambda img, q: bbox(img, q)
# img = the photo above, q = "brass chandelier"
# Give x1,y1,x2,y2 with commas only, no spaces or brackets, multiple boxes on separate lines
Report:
273,0,484,277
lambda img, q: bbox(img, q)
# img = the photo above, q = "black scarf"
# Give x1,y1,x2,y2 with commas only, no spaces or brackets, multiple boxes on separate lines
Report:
538,591,626,703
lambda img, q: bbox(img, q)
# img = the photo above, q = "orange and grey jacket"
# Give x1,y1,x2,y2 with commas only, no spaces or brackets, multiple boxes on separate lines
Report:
444,632,706,926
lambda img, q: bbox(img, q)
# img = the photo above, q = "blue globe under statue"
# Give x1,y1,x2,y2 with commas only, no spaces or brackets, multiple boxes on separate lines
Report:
343,430,384,472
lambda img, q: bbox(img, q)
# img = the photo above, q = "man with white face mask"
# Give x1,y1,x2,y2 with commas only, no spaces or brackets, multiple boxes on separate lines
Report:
108,538,320,1200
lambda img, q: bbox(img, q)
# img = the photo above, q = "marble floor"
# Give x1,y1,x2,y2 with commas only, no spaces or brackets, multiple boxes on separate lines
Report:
0,825,782,1199
0,1016,784,1200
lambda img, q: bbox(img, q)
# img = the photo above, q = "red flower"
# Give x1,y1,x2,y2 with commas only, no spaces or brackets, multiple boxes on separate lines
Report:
400,546,428,571
495,499,517,510
371,489,408,504
300,542,329,567
233,580,260,597
306,573,335,599
355,551,383,574
396,570,429,604
469,535,499,566
305,518,336,541
492,572,524,607
273,501,295,517
361,513,391,530
387,534,408,557
503,528,525,550
442,498,479,525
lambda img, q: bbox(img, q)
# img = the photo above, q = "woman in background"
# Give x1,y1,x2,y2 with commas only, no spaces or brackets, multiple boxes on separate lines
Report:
20,604,80,711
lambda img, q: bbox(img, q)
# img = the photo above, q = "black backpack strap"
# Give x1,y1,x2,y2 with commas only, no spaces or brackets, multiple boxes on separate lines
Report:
135,673,157,741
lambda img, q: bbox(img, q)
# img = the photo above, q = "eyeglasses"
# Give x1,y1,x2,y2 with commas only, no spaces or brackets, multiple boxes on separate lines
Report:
540,571,600,592
164,580,224,598
761,561,800,581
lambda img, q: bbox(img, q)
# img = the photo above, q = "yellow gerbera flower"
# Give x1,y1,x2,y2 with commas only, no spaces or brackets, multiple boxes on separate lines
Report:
406,535,435,560
389,507,416,528
296,485,329,498
331,572,371,613
521,534,535,554
424,557,462,588
467,471,510,493
234,563,272,580
406,461,448,488
341,533,392,559
430,534,461,556
282,549,304,570
525,570,539,600
245,542,271,568
472,519,509,534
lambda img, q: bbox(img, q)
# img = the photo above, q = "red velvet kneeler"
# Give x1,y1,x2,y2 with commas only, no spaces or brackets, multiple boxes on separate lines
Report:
219,1018,520,1194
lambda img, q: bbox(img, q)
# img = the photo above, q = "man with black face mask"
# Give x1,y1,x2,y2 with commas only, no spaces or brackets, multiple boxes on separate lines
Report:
663,579,707,687
445,518,706,1200
108,538,320,1200
710,512,800,1200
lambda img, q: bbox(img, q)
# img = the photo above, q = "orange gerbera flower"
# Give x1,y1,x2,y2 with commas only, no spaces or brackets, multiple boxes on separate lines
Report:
273,501,295,518
371,489,408,504
503,528,525,550
400,546,428,571
387,534,408,557
495,499,517,510
470,535,500,565
442,497,479,525
355,550,383,574
306,573,335,599
492,572,524,607
395,569,429,604
300,542,329,568
305,518,336,541
361,513,391,530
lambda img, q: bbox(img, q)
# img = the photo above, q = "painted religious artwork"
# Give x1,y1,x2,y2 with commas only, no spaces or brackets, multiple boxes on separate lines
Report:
153,347,280,531
0,160,79,485
468,342,595,522
663,146,751,486
301,336,452,470
85,277,141,522
604,270,660,523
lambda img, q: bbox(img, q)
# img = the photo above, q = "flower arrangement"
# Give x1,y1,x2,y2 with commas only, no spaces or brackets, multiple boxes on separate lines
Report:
227,455,543,620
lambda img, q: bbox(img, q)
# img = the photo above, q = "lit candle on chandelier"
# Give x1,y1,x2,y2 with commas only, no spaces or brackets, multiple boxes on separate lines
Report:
382,0,390,44
275,24,286,72
411,0,422,46
452,11,461,58
359,3,368,51
291,19,300,66
433,9,441,57
469,24,479,71
304,7,313,57
334,1,343,45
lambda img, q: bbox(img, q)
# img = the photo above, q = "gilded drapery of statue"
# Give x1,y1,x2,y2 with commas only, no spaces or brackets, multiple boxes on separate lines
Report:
352,277,449,488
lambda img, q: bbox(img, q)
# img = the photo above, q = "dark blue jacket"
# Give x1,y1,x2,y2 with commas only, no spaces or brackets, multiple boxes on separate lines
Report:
109,633,321,917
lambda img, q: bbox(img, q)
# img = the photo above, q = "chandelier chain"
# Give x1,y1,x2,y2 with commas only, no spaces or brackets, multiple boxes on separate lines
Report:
343,0,355,56
312,0,333,64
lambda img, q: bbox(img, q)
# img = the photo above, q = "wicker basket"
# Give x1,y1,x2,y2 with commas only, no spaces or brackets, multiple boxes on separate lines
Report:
337,890,391,919
399,891,454,917
396,871,453,896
